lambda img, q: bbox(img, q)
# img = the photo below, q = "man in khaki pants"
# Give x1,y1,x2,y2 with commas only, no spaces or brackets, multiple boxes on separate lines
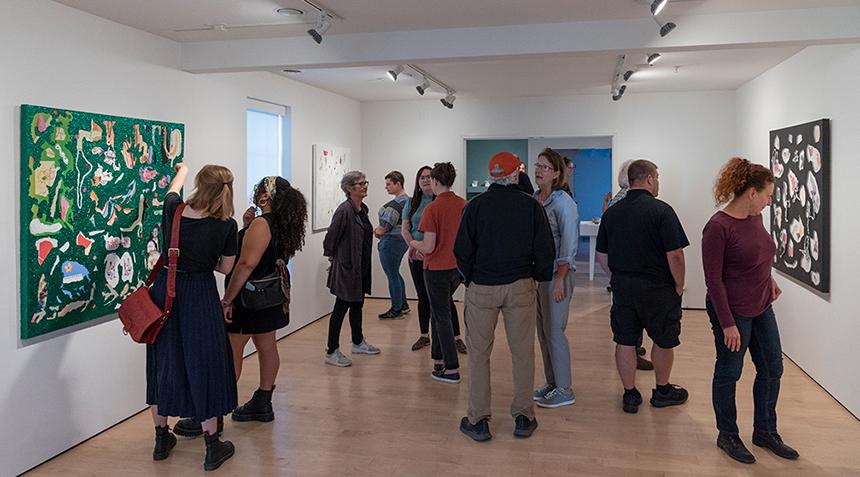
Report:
454,152,555,441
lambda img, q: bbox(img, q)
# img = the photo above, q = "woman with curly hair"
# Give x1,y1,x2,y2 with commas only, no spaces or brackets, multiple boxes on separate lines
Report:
703,157,798,464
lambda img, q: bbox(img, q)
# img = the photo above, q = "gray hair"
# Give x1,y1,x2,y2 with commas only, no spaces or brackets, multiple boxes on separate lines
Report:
618,160,633,189
340,170,366,198
489,170,519,186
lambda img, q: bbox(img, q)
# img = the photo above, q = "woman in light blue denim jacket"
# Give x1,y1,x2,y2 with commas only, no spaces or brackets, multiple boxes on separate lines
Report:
532,148,580,408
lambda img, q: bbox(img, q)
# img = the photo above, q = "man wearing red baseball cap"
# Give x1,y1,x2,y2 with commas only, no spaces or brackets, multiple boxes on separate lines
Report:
454,151,555,442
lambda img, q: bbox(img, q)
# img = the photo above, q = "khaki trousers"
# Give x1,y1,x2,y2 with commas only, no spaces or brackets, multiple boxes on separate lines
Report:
465,278,536,424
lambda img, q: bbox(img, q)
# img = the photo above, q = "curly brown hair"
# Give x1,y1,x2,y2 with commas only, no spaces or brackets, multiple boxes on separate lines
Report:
714,157,774,206
253,177,308,259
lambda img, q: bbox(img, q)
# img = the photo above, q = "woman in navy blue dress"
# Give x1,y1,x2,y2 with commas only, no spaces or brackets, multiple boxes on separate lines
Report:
147,163,239,471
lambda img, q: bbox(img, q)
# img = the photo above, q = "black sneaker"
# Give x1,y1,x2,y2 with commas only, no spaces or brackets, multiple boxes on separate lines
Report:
650,384,689,408
717,432,756,464
398,305,411,314
431,368,461,384
460,417,492,442
622,388,643,413
752,429,799,460
379,308,405,320
513,415,538,438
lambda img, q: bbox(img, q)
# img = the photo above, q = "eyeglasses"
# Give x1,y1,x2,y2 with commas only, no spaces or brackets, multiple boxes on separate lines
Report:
419,176,432,181
534,164,555,171
352,180,369,187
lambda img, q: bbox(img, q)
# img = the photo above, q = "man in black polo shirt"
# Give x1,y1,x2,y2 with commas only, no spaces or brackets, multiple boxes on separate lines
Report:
596,159,689,414
454,151,555,441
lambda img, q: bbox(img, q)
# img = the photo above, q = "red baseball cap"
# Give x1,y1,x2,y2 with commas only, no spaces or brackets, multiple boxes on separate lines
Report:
488,151,521,178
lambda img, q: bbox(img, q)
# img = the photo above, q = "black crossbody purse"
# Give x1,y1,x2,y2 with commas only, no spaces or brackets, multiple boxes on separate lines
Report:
239,226,291,311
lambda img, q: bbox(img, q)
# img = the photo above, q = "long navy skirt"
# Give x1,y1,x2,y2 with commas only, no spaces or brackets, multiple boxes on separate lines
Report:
146,269,237,421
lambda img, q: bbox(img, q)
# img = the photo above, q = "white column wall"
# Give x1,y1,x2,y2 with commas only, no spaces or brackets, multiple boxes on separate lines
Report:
736,43,860,418
0,1,360,474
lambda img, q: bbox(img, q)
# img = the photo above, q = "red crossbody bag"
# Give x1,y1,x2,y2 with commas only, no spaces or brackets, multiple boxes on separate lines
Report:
118,203,185,344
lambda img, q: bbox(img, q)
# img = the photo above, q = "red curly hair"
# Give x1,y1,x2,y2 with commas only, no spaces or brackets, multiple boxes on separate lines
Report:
713,157,774,206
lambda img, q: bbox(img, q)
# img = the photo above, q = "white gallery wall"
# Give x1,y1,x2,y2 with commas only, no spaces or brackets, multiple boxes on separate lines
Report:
0,1,360,474
736,43,860,418
362,91,737,309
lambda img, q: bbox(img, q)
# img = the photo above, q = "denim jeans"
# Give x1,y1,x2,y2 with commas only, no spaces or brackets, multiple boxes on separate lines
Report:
424,269,461,370
707,301,784,434
408,259,460,336
378,238,408,310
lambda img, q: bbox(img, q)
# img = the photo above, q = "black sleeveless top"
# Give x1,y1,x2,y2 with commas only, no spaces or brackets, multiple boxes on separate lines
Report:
225,214,289,333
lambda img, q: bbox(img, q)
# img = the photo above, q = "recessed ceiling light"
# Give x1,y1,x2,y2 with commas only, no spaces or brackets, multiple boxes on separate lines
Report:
276,7,304,17
283,69,302,73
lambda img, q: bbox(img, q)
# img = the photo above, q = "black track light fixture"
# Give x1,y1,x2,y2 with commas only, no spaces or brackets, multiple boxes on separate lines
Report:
659,21,676,37
307,11,332,44
650,0,668,16
647,53,662,65
612,85,627,101
624,70,635,81
441,91,456,109
416,77,431,95
387,65,405,81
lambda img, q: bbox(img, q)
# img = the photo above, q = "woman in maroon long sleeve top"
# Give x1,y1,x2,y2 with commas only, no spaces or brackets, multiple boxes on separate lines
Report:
702,157,799,465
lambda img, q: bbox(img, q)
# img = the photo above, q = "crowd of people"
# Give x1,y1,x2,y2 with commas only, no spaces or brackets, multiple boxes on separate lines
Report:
142,150,798,471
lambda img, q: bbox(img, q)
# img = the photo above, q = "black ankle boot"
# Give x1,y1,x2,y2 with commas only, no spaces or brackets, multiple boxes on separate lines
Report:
752,429,799,460
232,387,275,422
153,425,177,461
203,431,235,471
175,416,223,438
717,432,755,464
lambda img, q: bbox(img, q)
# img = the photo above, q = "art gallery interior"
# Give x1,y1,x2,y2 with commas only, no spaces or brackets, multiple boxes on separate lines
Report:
2,0,860,475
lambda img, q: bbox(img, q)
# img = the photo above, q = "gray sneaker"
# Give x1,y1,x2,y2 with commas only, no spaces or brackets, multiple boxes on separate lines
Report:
351,340,381,355
325,349,352,367
533,383,555,401
536,387,576,408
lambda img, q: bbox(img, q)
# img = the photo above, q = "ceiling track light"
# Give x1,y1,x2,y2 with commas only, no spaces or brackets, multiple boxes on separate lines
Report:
610,54,627,101
659,21,676,37
612,85,627,101
416,77,432,95
650,0,668,16
441,91,456,109
647,52,662,65
387,65,405,81
303,0,339,44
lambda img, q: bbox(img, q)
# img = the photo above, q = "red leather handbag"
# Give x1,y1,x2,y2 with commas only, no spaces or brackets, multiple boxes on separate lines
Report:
118,203,184,344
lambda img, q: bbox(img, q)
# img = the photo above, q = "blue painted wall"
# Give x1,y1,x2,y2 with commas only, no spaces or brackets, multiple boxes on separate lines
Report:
558,148,612,259
466,139,528,199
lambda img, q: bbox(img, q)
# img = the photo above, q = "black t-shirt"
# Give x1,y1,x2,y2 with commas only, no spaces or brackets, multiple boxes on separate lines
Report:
161,192,238,272
596,189,688,285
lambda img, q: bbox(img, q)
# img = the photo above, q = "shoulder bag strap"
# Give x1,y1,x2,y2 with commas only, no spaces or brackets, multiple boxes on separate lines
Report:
163,203,185,317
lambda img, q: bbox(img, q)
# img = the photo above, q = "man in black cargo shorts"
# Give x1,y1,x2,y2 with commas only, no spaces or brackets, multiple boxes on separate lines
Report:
596,159,690,414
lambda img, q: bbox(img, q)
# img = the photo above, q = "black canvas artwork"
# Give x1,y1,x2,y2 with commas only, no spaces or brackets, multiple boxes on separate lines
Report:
769,119,830,293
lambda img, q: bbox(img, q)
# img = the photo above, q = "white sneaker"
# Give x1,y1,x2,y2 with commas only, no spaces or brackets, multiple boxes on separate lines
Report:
351,340,381,355
325,349,352,367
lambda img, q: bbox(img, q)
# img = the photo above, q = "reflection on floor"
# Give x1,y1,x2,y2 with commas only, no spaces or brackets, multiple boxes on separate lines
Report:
28,272,860,476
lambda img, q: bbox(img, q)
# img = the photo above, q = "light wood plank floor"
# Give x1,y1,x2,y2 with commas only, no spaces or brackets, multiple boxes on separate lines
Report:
28,273,860,476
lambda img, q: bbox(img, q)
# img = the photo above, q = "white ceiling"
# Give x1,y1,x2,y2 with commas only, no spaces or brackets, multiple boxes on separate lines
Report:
52,0,860,101
277,46,803,101
55,0,860,43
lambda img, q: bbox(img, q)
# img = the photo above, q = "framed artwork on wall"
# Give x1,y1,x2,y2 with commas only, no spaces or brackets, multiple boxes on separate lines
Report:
311,144,350,232
769,118,830,293
19,104,183,339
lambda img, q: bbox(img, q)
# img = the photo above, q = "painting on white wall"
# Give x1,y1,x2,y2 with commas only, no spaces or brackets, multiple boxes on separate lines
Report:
769,119,830,293
312,144,350,231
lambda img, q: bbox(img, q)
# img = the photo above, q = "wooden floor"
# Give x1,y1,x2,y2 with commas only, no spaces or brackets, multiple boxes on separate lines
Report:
28,273,860,476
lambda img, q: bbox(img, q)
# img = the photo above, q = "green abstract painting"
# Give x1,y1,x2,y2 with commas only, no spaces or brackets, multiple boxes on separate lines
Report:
19,105,184,339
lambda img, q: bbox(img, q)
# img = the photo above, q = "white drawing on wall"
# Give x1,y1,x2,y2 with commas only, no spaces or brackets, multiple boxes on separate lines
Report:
312,144,351,231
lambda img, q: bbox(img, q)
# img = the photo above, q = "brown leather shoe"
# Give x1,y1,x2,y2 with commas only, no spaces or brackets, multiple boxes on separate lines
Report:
411,336,430,351
455,339,468,355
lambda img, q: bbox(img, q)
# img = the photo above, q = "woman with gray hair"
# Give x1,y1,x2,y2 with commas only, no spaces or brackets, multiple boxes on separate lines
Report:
323,170,381,367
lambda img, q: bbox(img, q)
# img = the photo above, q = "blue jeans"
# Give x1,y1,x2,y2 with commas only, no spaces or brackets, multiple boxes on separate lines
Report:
378,238,408,310
707,301,784,434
